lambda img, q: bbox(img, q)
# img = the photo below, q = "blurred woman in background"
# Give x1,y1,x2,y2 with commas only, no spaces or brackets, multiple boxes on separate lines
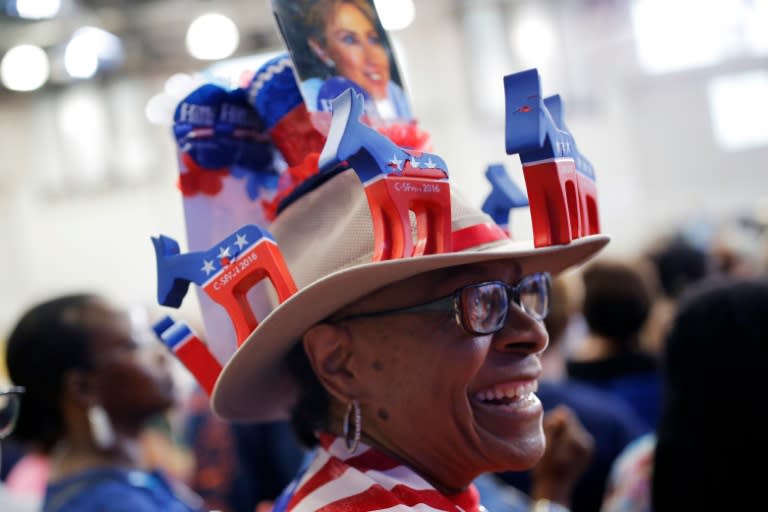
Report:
4,293,204,512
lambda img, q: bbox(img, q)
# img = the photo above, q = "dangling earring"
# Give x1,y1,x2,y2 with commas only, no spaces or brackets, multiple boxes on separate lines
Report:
87,404,115,450
343,399,361,453
309,40,336,70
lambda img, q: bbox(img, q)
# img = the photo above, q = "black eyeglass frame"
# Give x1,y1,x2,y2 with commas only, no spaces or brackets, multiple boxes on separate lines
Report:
336,272,551,336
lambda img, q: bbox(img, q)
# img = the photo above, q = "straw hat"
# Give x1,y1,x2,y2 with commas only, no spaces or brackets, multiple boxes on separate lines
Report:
211,162,609,422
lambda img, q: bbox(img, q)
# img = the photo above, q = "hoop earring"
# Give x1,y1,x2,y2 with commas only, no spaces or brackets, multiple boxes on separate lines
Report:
343,399,361,453
87,404,115,450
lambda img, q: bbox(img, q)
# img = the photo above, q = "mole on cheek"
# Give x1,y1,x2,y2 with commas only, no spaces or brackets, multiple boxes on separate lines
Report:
372,360,384,371
378,408,389,421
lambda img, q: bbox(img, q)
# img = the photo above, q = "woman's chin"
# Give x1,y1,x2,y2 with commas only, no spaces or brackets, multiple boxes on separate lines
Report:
488,431,545,472
365,84,388,101
471,396,546,469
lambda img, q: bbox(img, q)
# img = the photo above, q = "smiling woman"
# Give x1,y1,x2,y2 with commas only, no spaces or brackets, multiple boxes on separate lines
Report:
274,0,412,120
208,128,609,510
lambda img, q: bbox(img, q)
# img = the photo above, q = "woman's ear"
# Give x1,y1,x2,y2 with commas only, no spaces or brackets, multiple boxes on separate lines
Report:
302,323,358,402
61,369,97,407
308,39,335,68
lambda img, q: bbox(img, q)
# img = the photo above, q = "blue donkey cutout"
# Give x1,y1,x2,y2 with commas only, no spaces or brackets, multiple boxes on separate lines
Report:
481,163,529,232
152,224,297,346
317,88,453,260
542,94,595,180
543,94,600,236
503,68,600,247
504,69,580,164
318,88,448,181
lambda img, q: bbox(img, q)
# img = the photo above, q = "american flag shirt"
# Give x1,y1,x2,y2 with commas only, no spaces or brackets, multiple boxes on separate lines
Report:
275,433,483,512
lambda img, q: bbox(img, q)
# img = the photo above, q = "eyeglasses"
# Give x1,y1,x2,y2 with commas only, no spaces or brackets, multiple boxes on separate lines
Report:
337,272,551,335
0,386,25,439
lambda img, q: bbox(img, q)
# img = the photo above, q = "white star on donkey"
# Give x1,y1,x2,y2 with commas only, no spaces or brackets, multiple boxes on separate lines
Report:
234,234,248,250
201,260,216,276
388,154,403,170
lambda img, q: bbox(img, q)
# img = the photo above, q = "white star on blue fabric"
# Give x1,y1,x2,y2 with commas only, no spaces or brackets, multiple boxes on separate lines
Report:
410,157,420,168
424,158,437,168
201,260,216,276
388,154,403,170
234,234,248,250
217,246,231,259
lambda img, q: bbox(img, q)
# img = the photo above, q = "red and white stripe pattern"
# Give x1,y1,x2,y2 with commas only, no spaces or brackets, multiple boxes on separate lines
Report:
285,434,481,512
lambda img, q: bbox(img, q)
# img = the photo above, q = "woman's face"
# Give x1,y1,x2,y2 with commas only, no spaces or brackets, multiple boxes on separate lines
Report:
322,2,390,99
337,261,548,490
85,301,176,426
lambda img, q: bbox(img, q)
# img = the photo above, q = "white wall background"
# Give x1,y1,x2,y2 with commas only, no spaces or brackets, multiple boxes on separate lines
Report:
1,0,767,338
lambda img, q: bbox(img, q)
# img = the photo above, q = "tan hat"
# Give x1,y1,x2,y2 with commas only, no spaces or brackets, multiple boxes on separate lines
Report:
211,164,609,422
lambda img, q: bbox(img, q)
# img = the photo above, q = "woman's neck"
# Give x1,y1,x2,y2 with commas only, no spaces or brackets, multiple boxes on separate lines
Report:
48,436,143,481
325,402,475,495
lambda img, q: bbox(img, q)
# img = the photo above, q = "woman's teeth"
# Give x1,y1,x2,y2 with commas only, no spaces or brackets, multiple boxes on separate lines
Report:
474,381,539,404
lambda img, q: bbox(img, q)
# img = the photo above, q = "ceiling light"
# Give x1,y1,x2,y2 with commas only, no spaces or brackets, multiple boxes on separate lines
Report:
186,13,240,61
65,39,99,79
64,27,124,79
1,44,50,91
15,0,60,19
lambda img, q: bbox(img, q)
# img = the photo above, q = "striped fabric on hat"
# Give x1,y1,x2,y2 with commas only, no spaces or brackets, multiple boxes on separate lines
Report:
283,434,482,512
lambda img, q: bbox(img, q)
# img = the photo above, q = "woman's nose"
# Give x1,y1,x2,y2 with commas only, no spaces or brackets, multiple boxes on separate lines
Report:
362,41,384,62
153,345,171,367
491,307,549,355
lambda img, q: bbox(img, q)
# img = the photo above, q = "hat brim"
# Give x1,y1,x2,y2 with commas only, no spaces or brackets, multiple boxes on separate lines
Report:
211,233,609,422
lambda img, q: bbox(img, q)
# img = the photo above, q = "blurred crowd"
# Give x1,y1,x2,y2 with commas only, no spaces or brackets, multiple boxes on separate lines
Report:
1,212,766,512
